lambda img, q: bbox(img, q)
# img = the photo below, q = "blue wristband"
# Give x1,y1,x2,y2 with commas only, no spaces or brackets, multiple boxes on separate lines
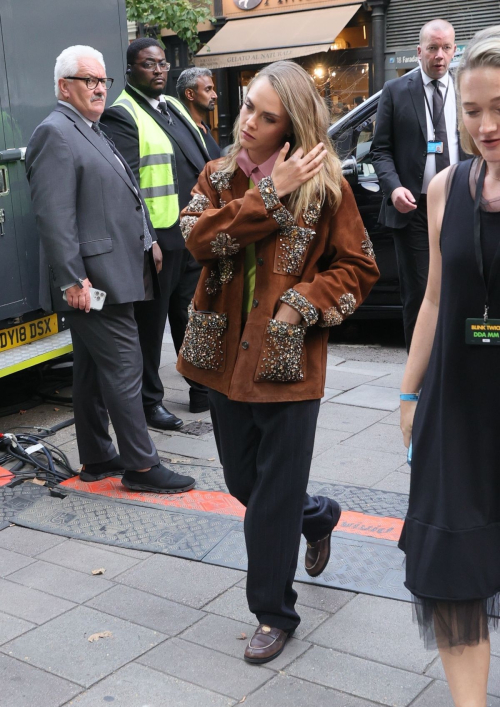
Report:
400,393,419,401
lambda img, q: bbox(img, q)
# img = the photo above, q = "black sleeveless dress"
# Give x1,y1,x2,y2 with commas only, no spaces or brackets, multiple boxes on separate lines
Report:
398,159,500,648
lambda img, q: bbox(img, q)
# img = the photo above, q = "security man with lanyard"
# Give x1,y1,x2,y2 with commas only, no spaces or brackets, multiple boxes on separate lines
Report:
102,38,212,430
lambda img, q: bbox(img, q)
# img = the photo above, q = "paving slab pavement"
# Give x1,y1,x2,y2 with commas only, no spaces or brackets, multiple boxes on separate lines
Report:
0,338,491,706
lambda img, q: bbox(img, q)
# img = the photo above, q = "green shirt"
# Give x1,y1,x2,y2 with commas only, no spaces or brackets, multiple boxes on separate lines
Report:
242,178,257,313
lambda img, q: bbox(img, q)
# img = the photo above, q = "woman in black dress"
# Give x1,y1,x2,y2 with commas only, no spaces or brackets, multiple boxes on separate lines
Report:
399,26,500,707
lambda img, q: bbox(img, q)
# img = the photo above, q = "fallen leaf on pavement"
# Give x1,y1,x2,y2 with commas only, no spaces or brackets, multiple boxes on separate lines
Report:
19,410,26,415
208,457,216,461
53,408,60,412
236,632,247,640
239,697,246,704
88,631,113,642
91,568,106,575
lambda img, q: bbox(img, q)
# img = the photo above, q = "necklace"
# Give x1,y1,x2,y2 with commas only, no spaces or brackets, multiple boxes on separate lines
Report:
486,168,500,182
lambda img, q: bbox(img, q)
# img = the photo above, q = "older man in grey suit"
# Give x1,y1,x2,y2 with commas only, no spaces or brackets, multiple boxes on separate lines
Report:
26,45,194,493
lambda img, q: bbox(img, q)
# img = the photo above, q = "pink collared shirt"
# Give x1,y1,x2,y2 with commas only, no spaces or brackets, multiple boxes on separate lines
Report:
236,148,281,184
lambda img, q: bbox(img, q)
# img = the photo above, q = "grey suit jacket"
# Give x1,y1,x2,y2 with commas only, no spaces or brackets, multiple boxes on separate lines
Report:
26,103,158,312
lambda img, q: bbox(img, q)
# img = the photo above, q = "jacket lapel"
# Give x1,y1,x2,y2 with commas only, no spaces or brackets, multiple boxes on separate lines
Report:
408,71,428,142
55,105,140,198
166,99,211,164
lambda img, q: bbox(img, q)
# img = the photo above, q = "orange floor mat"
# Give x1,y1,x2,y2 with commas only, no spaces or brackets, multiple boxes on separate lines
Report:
59,476,403,541
0,467,14,486
336,510,403,543
60,476,246,518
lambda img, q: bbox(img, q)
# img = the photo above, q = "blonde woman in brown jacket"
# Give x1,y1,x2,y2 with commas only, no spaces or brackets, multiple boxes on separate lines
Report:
177,61,379,664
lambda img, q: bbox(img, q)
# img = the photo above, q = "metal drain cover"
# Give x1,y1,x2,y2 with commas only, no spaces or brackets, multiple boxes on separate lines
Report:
179,421,213,436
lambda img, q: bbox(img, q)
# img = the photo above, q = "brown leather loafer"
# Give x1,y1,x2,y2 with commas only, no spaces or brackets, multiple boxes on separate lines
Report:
305,501,341,577
244,624,293,664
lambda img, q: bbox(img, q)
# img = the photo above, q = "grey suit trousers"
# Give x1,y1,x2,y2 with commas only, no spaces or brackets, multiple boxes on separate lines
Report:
66,303,159,470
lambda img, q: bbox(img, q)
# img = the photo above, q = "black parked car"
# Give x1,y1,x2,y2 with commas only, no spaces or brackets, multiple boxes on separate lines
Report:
328,62,462,319
328,92,401,318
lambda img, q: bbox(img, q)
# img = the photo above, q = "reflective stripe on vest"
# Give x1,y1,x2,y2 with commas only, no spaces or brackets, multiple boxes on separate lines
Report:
111,92,178,229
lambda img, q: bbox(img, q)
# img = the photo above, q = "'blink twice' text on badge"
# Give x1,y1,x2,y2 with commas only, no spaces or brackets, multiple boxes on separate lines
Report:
466,319,500,345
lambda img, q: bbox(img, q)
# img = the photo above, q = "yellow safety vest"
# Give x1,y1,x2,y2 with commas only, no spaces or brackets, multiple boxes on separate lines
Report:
111,91,206,229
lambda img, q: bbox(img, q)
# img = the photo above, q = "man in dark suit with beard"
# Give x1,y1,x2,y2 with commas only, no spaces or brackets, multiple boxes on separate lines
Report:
102,38,212,431
371,19,463,350
26,44,195,493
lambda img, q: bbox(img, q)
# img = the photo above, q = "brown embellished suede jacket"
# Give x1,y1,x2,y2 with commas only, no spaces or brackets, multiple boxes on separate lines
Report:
176,161,380,403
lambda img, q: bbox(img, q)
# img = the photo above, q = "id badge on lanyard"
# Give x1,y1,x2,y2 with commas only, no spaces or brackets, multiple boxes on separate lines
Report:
424,82,448,156
466,160,500,345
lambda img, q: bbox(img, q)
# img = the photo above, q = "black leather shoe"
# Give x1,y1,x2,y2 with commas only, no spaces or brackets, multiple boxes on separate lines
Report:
189,390,210,414
80,456,125,482
305,500,342,577
145,404,183,431
122,463,195,493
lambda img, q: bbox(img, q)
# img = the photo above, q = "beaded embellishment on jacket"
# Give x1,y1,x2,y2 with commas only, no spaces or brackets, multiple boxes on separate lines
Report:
256,319,306,382
339,293,356,315
303,201,322,227
186,194,211,213
209,232,240,287
180,305,228,371
210,171,234,207
276,226,315,276
258,176,281,211
319,306,343,328
280,289,319,327
180,215,198,241
210,233,240,258
361,230,376,260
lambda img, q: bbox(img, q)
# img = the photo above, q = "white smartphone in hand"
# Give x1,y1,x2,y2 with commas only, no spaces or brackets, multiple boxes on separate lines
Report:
63,287,107,310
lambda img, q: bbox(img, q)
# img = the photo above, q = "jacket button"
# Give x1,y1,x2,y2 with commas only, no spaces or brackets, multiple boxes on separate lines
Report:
241,341,249,350
136,205,141,211
252,299,259,308
257,258,264,266
140,235,145,241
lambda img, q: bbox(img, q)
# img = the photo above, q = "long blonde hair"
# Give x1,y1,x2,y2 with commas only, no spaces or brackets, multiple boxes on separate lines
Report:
456,25,500,156
219,61,343,219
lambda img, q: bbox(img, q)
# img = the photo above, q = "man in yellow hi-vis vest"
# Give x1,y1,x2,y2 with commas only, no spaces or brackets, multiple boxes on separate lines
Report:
102,39,212,431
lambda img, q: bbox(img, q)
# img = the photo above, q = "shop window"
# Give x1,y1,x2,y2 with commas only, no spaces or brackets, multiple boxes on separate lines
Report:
331,25,369,50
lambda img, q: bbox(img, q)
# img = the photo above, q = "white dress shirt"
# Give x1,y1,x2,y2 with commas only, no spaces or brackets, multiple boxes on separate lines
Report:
58,100,93,127
421,68,460,194
128,85,166,113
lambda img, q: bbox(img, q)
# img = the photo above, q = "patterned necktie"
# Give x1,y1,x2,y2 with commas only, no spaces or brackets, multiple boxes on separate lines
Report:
157,101,174,125
431,80,450,173
92,122,153,251
91,122,114,151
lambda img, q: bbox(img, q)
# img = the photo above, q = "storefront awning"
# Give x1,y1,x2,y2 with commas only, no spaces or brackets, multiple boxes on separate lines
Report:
194,4,361,69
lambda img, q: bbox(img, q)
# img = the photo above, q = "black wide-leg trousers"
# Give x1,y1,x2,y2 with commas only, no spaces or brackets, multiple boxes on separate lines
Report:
208,389,336,631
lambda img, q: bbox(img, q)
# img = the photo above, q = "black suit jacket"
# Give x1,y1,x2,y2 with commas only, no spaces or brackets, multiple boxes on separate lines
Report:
101,86,211,250
371,70,466,230
26,103,158,313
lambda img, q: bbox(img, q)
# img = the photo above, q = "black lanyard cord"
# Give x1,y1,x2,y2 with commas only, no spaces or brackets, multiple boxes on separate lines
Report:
473,159,500,322
423,80,450,139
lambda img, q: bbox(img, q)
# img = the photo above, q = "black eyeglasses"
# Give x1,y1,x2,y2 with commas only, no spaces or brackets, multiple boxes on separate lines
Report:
131,60,170,72
65,76,114,90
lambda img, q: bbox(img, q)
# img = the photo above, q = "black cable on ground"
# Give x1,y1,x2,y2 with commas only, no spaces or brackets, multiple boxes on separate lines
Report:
0,431,78,488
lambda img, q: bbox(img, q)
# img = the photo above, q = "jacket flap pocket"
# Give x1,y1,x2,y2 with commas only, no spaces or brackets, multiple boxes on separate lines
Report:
79,238,113,257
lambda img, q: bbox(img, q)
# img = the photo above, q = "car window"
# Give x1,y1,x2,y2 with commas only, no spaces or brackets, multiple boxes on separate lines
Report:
353,115,377,179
